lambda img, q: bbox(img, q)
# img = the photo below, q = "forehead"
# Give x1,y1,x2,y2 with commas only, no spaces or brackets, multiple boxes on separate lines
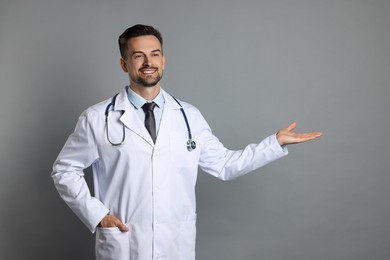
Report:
127,35,162,53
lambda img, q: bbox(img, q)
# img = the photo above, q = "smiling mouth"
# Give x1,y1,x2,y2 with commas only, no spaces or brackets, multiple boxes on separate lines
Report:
140,67,157,75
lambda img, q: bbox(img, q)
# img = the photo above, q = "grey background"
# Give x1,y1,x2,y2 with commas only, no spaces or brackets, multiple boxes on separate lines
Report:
1,0,389,259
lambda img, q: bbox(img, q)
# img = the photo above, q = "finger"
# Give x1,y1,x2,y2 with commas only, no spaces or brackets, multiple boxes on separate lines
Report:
286,122,297,132
312,131,323,137
111,216,129,232
117,222,129,232
304,131,323,138
297,132,323,142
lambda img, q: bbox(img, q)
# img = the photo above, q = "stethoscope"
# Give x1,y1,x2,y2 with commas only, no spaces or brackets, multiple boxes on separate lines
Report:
105,93,197,151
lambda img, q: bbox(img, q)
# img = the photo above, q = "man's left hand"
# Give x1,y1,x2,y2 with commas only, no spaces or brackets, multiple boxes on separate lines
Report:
277,122,323,146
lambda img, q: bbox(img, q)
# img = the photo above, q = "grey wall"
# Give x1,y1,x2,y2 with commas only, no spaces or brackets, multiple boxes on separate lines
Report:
1,0,389,259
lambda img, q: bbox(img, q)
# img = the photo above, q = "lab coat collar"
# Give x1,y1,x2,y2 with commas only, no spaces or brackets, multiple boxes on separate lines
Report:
113,87,134,112
161,89,183,110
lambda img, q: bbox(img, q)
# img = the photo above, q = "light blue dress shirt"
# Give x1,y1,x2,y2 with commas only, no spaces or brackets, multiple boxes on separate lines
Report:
126,86,165,134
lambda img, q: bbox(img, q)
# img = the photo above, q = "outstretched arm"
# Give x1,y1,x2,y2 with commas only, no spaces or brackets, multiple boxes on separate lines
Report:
276,122,323,146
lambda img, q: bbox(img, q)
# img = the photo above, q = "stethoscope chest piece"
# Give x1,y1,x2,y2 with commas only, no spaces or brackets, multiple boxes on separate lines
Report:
187,139,197,152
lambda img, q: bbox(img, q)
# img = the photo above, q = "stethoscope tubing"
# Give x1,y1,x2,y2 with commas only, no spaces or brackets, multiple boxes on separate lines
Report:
170,96,196,151
105,93,196,151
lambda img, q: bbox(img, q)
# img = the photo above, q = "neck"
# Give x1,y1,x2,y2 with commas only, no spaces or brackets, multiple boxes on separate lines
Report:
130,84,161,101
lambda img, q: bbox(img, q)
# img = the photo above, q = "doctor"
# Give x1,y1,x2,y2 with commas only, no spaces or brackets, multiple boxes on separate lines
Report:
52,24,322,260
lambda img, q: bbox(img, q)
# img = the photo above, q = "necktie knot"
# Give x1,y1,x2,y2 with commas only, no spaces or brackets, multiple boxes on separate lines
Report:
142,102,156,112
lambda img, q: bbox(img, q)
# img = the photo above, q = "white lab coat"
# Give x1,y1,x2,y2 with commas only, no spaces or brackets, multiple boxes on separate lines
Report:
52,87,288,260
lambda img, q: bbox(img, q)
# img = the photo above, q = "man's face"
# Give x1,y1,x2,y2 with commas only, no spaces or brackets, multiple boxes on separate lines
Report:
121,35,165,88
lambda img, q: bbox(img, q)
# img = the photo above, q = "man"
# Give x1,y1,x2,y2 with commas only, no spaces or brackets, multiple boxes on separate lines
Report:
52,24,322,260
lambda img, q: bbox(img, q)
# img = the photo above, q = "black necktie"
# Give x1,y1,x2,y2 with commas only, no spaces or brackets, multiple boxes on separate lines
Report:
142,102,157,143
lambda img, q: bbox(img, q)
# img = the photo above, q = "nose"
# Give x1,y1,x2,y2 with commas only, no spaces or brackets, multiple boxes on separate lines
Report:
142,56,152,67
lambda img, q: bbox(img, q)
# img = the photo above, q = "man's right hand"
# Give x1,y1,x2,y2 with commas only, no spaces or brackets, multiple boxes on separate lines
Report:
98,214,129,232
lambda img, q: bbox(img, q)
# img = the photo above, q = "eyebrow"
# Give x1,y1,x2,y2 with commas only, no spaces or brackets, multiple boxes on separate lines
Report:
131,49,162,56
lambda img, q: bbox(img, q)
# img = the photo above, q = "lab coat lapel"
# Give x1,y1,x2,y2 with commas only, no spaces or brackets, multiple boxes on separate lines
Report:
114,88,155,146
155,90,182,147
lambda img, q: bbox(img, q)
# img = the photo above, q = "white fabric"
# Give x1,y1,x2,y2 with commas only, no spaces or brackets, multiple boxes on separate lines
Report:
52,87,288,260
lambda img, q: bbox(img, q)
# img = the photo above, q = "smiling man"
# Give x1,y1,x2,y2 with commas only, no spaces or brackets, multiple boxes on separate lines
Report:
120,34,165,89
52,24,322,260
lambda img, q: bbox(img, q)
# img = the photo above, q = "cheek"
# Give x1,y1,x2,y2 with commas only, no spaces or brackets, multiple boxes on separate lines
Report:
129,62,141,73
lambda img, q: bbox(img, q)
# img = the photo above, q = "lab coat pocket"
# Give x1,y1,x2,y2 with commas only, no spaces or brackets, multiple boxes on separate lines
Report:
95,227,130,260
170,132,197,167
179,214,197,260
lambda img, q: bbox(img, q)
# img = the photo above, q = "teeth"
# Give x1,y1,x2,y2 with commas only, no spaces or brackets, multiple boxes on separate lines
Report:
141,69,156,74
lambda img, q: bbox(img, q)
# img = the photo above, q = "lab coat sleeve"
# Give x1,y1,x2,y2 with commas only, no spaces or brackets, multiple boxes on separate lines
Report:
198,115,288,181
51,110,109,233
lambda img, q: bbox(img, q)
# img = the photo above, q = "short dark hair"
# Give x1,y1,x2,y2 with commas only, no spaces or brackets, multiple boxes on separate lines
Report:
118,24,163,59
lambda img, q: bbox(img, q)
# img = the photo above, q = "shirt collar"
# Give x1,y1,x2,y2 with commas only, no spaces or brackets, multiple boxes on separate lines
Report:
126,86,165,109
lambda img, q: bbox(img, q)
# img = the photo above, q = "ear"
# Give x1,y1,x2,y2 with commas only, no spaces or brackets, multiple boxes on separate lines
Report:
120,58,128,72
162,55,166,70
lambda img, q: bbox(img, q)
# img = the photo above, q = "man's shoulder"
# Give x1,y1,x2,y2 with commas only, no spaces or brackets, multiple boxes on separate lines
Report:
81,96,113,117
162,89,200,112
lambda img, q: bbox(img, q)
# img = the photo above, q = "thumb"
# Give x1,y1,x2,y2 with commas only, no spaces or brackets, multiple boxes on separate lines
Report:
117,221,129,232
286,122,297,132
